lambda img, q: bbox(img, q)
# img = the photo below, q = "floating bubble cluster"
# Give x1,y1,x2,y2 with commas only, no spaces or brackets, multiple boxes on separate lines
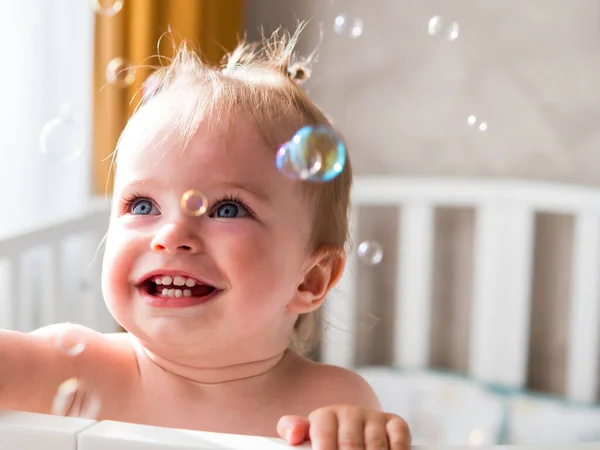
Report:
357,240,384,265
276,125,346,182
106,57,136,88
333,14,364,39
39,103,85,162
94,0,124,16
181,190,208,217
428,15,459,41
467,115,488,132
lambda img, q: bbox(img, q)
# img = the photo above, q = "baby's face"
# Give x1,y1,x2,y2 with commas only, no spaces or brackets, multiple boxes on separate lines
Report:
102,111,315,365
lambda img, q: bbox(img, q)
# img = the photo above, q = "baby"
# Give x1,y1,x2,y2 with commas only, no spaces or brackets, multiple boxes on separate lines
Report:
0,27,410,450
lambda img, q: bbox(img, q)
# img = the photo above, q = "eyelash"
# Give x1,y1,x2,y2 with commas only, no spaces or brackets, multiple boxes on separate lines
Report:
120,192,255,218
211,194,255,218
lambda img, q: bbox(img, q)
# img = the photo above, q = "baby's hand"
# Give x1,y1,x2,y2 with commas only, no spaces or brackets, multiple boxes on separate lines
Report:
277,405,411,450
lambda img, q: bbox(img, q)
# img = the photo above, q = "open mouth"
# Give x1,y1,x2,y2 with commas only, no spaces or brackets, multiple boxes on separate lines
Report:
138,275,217,300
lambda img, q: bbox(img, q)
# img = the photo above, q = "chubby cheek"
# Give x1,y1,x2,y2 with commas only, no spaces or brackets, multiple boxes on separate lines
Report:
101,228,137,308
212,224,306,305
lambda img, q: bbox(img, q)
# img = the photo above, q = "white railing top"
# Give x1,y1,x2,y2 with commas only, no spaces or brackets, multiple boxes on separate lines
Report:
0,197,111,255
0,409,598,450
352,176,600,214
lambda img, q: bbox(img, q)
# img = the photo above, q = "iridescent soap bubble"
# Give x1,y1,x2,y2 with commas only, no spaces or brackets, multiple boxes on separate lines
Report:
276,140,322,180
52,378,101,419
428,15,459,41
181,190,208,216
54,329,86,356
94,0,124,16
467,115,488,132
276,125,346,182
106,57,136,88
357,241,384,265
39,103,85,162
333,14,364,39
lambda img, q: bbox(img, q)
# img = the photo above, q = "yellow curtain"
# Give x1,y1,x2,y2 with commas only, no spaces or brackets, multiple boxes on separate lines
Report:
93,0,243,195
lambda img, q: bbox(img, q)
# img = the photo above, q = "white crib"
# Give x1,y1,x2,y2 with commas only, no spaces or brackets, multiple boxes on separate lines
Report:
1,176,600,449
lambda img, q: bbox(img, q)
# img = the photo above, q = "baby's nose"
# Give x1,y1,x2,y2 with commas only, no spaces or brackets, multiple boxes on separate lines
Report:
150,223,202,254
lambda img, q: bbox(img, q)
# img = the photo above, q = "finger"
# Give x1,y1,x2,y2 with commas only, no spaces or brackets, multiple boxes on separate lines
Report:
337,408,366,450
386,416,411,450
277,415,310,445
308,408,338,450
364,417,389,450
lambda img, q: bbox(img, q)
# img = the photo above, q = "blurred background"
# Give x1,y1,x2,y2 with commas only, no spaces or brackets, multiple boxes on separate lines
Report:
2,0,600,445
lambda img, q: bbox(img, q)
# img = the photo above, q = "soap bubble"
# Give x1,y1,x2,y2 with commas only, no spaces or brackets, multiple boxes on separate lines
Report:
467,115,488,132
54,329,85,357
52,378,101,419
333,14,364,39
357,241,384,265
428,15,459,41
39,103,85,162
276,140,322,180
94,0,124,16
106,57,136,88
469,429,486,446
181,190,208,217
276,125,346,182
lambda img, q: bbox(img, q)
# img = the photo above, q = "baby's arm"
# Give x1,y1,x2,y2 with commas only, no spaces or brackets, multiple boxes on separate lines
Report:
0,324,89,414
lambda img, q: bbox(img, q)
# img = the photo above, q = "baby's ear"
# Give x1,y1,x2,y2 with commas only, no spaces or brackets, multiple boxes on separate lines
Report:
287,247,346,314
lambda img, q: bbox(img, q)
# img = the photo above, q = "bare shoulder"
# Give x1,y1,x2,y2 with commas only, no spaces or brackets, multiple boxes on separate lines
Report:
32,323,138,389
288,353,381,410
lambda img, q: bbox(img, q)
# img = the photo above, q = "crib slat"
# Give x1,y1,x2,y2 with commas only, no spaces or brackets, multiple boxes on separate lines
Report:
321,208,358,368
39,244,60,326
469,204,535,388
394,203,435,367
566,212,600,403
0,257,17,329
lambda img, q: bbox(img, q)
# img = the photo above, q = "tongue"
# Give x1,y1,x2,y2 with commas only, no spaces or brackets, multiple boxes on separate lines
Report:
190,284,215,297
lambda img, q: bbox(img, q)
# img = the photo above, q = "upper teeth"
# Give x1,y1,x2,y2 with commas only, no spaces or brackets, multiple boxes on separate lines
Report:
154,276,197,287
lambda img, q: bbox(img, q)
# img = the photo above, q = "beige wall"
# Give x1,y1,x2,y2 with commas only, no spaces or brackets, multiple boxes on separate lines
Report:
246,0,600,398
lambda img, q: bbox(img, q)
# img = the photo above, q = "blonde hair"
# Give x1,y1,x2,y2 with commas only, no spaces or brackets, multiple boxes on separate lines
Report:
116,25,353,355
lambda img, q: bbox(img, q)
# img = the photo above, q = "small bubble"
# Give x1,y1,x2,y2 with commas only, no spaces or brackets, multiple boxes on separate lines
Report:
94,0,124,16
52,378,101,420
39,104,85,162
334,14,364,39
54,331,86,356
181,190,208,217
357,241,384,265
469,429,485,446
428,15,459,41
106,57,136,88
467,115,488,132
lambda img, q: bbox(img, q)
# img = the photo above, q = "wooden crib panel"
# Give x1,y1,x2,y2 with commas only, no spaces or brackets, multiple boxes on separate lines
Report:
566,212,600,403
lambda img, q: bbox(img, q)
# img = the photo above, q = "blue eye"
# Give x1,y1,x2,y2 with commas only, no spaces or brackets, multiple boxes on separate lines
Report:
213,201,250,219
130,199,156,215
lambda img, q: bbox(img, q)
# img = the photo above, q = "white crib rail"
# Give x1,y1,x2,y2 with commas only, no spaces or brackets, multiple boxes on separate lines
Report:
322,176,600,404
1,409,598,450
0,199,115,333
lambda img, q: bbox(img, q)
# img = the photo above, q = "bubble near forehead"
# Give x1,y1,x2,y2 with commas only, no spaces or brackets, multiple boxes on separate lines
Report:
181,190,208,216
292,125,346,183
106,57,136,88
276,141,322,181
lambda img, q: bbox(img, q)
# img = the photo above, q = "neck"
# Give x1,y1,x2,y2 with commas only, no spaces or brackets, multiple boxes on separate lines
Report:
131,335,290,385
